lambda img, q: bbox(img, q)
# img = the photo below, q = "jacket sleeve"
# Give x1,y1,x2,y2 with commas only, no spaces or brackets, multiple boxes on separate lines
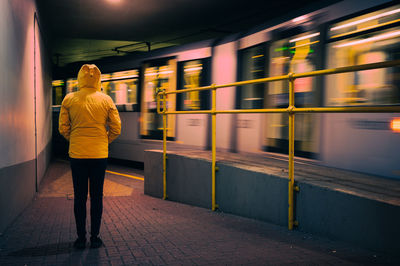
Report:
58,99,71,141
107,99,121,143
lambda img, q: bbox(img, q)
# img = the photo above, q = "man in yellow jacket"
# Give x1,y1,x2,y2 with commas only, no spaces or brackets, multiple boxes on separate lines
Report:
59,64,121,249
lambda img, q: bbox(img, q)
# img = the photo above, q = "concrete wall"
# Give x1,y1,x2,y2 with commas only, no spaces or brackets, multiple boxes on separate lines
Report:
144,150,287,222
144,151,211,208
144,150,400,255
0,0,52,233
297,182,400,256
216,164,287,225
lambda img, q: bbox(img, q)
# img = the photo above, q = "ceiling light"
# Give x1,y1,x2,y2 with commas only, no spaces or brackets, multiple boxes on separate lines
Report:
106,0,122,4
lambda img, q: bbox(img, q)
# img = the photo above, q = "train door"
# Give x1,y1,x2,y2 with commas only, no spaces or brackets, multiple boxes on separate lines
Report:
140,58,177,140
323,4,400,178
236,44,267,153
264,30,321,158
176,58,211,147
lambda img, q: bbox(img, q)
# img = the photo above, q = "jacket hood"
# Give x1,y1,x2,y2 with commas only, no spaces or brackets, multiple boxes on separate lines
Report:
77,64,102,91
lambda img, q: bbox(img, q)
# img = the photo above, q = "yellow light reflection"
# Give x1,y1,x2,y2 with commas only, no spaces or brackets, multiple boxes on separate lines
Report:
251,54,264,59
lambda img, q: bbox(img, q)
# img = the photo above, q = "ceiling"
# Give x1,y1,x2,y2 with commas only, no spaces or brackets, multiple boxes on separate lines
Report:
36,0,328,66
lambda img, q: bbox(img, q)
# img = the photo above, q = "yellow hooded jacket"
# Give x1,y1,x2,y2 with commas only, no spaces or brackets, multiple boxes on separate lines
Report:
59,64,121,158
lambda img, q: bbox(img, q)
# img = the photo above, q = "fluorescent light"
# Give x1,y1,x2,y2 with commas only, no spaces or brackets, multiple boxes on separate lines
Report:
144,70,173,77
289,32,320,43
333,30,400,48
330,18,400,39
144,72,157,77
184,67,203,72
101,74,138,81
330,8,400,32
159,70,173,75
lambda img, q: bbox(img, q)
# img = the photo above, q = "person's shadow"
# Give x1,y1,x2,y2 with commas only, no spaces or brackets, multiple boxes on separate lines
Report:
8,241,102,265
8,242,76,257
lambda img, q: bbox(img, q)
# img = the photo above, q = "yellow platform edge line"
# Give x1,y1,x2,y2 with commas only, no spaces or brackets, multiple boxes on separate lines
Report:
106,170,144,181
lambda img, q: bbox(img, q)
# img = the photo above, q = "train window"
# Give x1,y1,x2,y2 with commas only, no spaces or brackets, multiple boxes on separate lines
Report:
101,69,139,110
65,69,139,111
264,31,320,158
237,44,267,109
328,5,400,40
140,58,177,140
268,32,319,107
52,80,65,106
66,78,78,94
177,58,211,111
326,5,400,106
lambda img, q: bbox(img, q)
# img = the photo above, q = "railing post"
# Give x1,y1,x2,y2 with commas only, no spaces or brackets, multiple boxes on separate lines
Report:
162,90,168,200
288,73,297,230
211,84,217,211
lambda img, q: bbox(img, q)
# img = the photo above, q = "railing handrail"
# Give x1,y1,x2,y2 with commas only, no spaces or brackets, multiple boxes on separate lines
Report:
163,59,400,95
156,59,400,230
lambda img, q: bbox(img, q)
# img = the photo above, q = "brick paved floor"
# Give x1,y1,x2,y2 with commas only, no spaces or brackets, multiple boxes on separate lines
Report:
0,160,399,265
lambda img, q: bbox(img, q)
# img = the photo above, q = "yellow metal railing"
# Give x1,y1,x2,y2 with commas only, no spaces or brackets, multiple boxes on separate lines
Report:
157,59,400,230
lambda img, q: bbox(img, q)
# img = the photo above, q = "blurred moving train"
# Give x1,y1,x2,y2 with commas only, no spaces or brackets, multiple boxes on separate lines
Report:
52,0,400,179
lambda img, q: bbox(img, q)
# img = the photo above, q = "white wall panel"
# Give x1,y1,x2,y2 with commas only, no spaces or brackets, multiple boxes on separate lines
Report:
321,113,400,179
176,47,211,62
176,114,207,147
212,42,237,150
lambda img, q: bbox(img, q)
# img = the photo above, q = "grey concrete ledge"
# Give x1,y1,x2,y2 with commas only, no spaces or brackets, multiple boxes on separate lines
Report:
144,149,400,255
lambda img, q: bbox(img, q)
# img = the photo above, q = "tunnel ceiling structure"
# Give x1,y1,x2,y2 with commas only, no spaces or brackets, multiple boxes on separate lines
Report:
36,0,331,67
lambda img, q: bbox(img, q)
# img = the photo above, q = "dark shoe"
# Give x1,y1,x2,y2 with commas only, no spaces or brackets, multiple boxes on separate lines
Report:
73,237,86,249
90,236,103,248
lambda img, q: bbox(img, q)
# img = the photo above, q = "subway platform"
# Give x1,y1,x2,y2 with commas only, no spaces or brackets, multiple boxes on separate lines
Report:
0,160,399,266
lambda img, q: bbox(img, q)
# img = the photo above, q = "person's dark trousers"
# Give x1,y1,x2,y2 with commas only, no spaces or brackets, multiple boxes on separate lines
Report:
70,158,107,239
